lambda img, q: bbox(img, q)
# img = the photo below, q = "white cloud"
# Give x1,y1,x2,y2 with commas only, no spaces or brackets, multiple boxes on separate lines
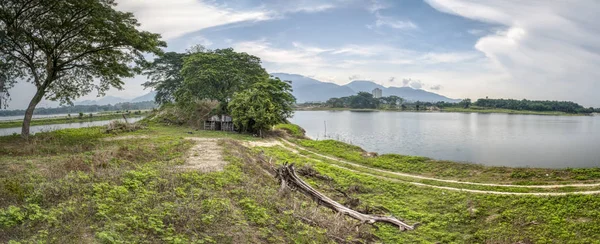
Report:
374,13,418,30
292,4,335,13
367,0,390,13
115,0,271,39
233,40,325,66
419,52,481,64
425,0,600,106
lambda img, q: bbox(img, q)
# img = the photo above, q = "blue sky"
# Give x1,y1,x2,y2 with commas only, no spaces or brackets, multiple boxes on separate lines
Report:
6,0,600,109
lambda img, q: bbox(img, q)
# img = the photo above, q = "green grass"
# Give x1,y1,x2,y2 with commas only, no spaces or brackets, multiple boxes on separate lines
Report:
292,139,600,184
273,123,305,138
257,145,600,243
2,123,600,243
0,124,366,243
0,112,148,129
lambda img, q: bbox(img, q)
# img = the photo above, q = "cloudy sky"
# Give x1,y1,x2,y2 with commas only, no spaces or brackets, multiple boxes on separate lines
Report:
6,0,600,109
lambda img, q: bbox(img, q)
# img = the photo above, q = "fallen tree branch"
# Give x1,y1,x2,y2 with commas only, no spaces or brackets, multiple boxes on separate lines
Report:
275,163,419,231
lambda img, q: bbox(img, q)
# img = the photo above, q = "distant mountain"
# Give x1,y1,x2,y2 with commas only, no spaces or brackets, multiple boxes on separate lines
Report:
131,91,157,103
75,92,156,106
271,73,460,103
76,96,129,106
272,73,355,103
344,80,385,93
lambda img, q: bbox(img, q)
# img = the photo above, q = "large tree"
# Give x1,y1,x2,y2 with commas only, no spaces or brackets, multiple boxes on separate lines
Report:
228,76,295,136
179,48,269,113
142,52,186,105
0,0,165,137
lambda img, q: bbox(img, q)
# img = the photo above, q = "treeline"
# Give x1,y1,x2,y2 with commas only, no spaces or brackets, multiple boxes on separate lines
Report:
325,92,404,109
0,101,156,117
473,99,596,113
310,94,600,114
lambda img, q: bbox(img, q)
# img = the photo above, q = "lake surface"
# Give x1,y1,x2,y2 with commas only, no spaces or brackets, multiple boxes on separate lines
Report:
290,111,600,168
0,117,144,136
0,112,105,121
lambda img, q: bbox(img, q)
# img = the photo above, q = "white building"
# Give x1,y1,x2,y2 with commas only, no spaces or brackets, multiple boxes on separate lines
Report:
372,88,382,98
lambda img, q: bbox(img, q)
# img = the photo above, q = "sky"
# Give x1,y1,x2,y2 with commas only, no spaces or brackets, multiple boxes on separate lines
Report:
5,0,600,109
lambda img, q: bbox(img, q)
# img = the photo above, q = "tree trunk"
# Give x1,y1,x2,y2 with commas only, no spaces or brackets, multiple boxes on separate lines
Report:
21,89,45,138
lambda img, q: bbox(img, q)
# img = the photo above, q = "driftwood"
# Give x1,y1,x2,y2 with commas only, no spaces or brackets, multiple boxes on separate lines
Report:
275,163,418,231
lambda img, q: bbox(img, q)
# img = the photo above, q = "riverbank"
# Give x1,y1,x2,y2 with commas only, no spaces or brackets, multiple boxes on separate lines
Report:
0,112,148,129
1,123,600,243
295,106,588,116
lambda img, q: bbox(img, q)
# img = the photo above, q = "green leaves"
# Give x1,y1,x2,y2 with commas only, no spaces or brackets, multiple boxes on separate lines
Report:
228,77,296,134
0,0,165,136
178,48,269,112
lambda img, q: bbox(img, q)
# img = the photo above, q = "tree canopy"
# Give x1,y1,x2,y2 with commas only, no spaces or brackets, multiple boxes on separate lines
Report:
228,77,295,135
179,48,269,113
143,52,186,105
0,0,165,137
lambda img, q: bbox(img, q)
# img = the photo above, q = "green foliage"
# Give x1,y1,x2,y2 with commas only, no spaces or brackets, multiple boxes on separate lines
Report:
228,77,296,135
0,0,165,136
474,98,592,113
143,52,187,105
258,145,600,243
179,48,269,113
273,123,305,137
147,100,218,128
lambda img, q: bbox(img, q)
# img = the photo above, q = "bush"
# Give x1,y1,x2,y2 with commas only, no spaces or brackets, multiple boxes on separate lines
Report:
105,121,145,134
273,123,305,138
147,100,218,128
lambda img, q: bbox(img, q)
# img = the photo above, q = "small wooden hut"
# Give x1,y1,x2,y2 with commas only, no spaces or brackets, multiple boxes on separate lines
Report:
204,115,234,132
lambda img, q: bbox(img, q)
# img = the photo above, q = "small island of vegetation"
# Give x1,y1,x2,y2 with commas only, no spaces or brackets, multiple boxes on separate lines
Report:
296,92,599,115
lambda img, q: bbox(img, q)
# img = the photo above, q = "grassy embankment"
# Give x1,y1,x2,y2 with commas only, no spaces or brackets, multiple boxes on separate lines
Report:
0,112,149,129
295,106,586,116
1,122,600,243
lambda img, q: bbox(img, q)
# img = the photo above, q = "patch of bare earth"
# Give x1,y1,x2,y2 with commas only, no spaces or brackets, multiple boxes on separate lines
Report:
102,135,151,141
244,140,299,153
175,138,227,172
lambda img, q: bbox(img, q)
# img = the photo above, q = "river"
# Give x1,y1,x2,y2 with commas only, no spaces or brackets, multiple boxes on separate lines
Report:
0,117,144,136
290,111,600,168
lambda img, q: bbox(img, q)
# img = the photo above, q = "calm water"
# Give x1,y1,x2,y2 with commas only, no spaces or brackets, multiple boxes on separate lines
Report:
0,117,144,136
290,111,600,168
0,113,104,121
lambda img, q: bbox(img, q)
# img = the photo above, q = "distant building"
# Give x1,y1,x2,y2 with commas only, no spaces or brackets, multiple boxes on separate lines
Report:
372,88,382,98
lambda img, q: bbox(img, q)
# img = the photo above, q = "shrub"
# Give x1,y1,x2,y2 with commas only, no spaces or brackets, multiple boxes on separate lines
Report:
273,123,306,138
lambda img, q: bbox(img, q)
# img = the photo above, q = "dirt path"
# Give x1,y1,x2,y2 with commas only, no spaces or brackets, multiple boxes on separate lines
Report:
257,139,600,195
279,139,600,189
175,138,227,172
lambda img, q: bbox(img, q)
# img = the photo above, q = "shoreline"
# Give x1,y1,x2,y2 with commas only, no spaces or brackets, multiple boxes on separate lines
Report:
0,113,147,129
294,107,590,116
277,124,600,184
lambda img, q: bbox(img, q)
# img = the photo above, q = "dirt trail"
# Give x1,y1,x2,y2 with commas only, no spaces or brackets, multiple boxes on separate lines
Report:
279,139,600,189
175,138,227,172
251,139,600,195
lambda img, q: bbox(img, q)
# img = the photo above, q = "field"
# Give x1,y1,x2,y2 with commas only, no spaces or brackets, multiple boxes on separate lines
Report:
1,123,599,243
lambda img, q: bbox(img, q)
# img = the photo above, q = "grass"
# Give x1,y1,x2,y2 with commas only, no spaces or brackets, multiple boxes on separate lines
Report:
256,145,600,243
273,123,305,138
0,112,148,129
2,123,600,243
292,139,600,184
0,124,365,243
